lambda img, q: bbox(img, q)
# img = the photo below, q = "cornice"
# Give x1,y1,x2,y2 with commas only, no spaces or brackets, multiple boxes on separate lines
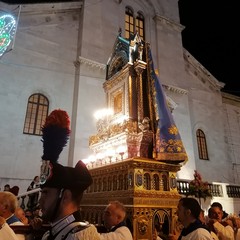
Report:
153,14,184,32
162,84,188,95
222,92,240,103
16,2,83,14
183,49,225,90
78,56,106,70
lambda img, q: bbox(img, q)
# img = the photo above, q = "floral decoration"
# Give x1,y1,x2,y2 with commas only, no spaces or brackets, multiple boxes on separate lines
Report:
186,170,212,201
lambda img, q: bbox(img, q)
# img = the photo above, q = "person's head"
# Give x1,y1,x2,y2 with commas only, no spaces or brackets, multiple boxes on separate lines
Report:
4,184,10,191
176,197,201,227
208,206,223,222
211,202,228,219
0,191,18,219
33,176,40,183
38,109,92,222
9,186,19,196
211,202,223,210
39,160,92,222
15,207,28,225
103,200,126,230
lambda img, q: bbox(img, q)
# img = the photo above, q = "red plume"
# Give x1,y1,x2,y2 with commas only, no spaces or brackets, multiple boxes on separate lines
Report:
41,109,71,163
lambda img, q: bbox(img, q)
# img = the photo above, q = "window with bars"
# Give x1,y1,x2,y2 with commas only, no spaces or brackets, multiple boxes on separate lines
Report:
23,93,49,136
196,129,209,160
108,176,112,191
118,174,123,190
143,173,151,190
153,174,160,190
125,7,145,40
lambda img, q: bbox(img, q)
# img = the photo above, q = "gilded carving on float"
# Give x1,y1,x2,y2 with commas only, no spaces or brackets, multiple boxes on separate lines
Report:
89,119,140,145
138,217,148,235
113,91,123,114
81,33,187,240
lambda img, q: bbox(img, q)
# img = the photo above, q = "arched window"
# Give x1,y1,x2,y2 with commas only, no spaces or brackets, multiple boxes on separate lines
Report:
196,129,209,160
143,173,151,190
125,7,145,41
136,12,145,40
153,174,160,190
162,174,168,191
125,7,134,39
23,93,49,136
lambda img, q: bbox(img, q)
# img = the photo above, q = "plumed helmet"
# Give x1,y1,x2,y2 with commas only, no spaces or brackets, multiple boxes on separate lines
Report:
40,161,92,190
39,109,92,190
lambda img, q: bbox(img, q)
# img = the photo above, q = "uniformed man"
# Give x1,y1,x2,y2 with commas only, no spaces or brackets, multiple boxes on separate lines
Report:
35,109,100,240
39,160,100,240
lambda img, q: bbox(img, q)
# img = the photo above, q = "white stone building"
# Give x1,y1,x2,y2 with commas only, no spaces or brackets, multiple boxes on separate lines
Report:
0,0,239,213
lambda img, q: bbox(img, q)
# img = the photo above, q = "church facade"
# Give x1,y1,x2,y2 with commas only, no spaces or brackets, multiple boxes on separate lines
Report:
0,0,240,215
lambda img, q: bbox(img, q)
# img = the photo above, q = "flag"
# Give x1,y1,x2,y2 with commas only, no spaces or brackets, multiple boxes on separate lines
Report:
146,44,188,164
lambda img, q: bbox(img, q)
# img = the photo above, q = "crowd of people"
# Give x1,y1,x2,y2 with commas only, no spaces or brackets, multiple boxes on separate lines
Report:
1,185,240,240
0,160,133,240
1,109,239,240
169,198,240,240
2,175,240,240
2,175,40,212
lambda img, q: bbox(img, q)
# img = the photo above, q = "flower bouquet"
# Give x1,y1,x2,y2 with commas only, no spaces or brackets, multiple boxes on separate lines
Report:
186,170,212,204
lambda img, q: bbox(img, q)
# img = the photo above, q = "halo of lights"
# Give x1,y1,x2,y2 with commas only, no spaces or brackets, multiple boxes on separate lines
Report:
0,14,16,57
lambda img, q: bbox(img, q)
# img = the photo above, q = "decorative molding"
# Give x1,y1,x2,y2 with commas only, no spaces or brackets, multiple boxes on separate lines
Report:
19,2,83,14
103,64,130,91
222,92,240,102
162,84,188,95
78,56,106,70
183,49,225,90
153,14,184,32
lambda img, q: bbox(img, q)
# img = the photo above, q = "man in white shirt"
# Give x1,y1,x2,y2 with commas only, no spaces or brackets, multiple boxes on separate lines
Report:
0,216,18,240
174,197,213,240
0,191,25,240
100,201,133,240
208,205,234,240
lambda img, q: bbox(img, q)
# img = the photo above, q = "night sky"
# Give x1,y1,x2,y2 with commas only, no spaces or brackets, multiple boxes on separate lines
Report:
178,0,240,96
1,0,239,97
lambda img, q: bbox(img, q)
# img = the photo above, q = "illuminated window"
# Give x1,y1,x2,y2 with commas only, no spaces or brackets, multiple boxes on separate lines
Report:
23,93,49,136
196,129,209,160
135,12,145,40
125,7,134,39
125,7,145,40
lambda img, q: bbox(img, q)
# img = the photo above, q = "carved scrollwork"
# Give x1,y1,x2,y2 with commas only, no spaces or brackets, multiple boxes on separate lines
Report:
138,217,148,235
